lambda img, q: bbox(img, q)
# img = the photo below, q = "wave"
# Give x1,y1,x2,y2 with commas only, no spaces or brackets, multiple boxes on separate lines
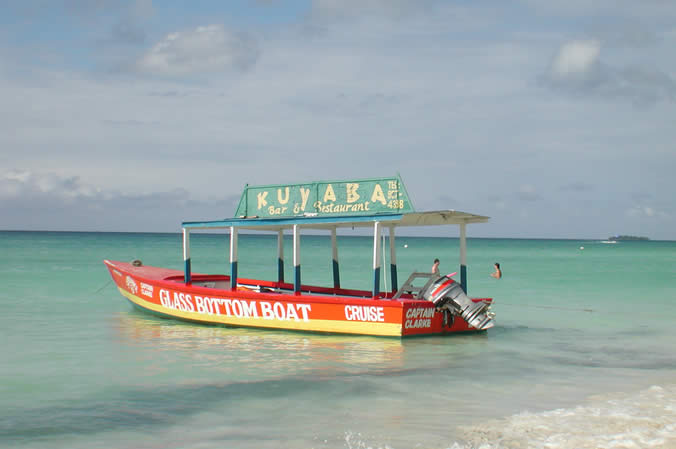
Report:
455,384,676,449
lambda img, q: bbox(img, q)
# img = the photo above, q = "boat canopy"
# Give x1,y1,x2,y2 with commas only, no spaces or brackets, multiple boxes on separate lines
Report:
179,176,489,297
182,210,488,231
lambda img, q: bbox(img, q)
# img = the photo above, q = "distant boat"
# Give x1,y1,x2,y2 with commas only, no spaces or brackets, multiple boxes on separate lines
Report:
607,235,649,242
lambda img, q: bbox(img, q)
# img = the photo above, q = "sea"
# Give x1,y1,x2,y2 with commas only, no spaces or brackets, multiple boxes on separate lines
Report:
1,230,675,449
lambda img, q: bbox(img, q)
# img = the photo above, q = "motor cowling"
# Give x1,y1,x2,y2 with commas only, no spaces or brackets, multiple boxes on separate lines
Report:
421,275,495,330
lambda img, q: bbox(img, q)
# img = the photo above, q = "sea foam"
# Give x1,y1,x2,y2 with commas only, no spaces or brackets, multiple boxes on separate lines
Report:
456,384,676,449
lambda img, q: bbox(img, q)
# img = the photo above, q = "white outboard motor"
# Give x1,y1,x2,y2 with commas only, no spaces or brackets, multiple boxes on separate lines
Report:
421,275,495,330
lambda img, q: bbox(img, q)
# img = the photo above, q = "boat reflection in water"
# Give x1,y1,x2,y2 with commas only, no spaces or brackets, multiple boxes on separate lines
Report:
111,312,407,378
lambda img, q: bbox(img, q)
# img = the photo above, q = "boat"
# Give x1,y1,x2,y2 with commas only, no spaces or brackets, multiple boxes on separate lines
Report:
104,176,495,337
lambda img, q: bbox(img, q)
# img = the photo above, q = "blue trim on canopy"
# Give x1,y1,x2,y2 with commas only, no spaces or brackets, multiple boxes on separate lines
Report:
183,213,404,229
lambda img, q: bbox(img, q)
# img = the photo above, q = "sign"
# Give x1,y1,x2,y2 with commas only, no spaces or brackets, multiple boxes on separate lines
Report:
234,176,414,218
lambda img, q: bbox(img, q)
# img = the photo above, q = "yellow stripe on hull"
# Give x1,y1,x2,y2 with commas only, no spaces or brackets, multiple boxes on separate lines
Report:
119,287,403,337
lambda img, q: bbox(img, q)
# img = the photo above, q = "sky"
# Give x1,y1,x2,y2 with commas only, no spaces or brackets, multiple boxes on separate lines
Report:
1,0,675,239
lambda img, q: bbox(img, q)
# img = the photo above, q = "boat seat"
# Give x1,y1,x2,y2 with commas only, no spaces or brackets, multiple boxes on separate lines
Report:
392,272,438,300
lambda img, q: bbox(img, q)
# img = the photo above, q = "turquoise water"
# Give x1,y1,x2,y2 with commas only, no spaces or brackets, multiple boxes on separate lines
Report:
1,231,675,448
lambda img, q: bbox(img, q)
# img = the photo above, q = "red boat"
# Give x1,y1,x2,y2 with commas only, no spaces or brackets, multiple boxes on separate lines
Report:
104,176,494,337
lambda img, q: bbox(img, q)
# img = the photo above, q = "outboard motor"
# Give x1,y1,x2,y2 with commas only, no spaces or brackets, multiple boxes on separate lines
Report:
421,275,495,330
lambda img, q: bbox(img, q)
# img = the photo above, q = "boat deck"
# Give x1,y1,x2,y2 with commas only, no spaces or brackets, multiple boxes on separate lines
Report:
110,261,420,302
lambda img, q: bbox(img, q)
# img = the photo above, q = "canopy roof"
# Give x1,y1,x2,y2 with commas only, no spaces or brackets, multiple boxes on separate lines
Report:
183,210,489,232
183,176,489,231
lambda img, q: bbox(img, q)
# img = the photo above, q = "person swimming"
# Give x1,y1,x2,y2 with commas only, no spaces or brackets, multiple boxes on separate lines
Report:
491,262,502,279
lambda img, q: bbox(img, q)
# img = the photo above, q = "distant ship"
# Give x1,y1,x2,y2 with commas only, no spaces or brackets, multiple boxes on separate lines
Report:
606,235,650,241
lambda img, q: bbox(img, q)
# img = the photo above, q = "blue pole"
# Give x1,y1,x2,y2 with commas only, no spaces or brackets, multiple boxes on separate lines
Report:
372,222,381,297
459,222,467,293
333,260,340,289
183,228,191,284
231,261,238,290
277,230,284,283
331,228,340,289
389,226,397,293
230,227,238,290
293,225,301,294
184,259,191,284
295,265,301,294
373,267,380,297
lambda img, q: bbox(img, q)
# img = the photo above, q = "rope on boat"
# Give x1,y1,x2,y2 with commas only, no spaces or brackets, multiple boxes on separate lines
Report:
94,259,140,294
94,279,113,294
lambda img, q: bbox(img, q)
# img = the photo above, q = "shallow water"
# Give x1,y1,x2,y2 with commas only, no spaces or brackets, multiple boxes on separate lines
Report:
1,231,675,448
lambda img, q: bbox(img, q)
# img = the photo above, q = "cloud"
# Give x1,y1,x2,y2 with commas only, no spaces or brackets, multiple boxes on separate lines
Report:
601,28,659,49
102,119,158,126
0,169,239,232
543,38,676,104
629,192,653,201
136,25,260,76
108,0,153,45
550,39,601,80
486,195,508,211
515,185,542,202
2,3,676,239
111,18,146,45
560,182,595,192
517,0,676,22
625,205,665,218
311,0,421,17
0,169,98,201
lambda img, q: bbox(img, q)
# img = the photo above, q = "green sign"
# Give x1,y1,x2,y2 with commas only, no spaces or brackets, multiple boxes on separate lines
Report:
234,176,414,219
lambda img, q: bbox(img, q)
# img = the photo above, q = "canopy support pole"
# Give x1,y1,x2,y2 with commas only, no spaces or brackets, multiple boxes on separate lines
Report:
331,227,340,289
389,226,398,293
459,221,467,293
183,228,191,284
277,229,284,284
230,226,238,290
293,224,301,295
372,221,381,297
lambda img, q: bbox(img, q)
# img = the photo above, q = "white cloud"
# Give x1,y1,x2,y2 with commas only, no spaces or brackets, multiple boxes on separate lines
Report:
543,38,676,104
311,0,421,19
516,185,542,202
0,169,97,200
517,0,676,21
3,169,31,183
0,169,239,232
626,206,662,218
109,0,154,44
551,40,601,79
137,25,260,76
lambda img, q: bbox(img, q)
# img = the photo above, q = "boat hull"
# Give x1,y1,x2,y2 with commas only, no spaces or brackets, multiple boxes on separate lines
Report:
104,260,492,337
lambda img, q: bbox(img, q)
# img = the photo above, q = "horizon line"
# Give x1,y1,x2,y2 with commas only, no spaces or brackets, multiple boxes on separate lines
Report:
0,229,668,242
